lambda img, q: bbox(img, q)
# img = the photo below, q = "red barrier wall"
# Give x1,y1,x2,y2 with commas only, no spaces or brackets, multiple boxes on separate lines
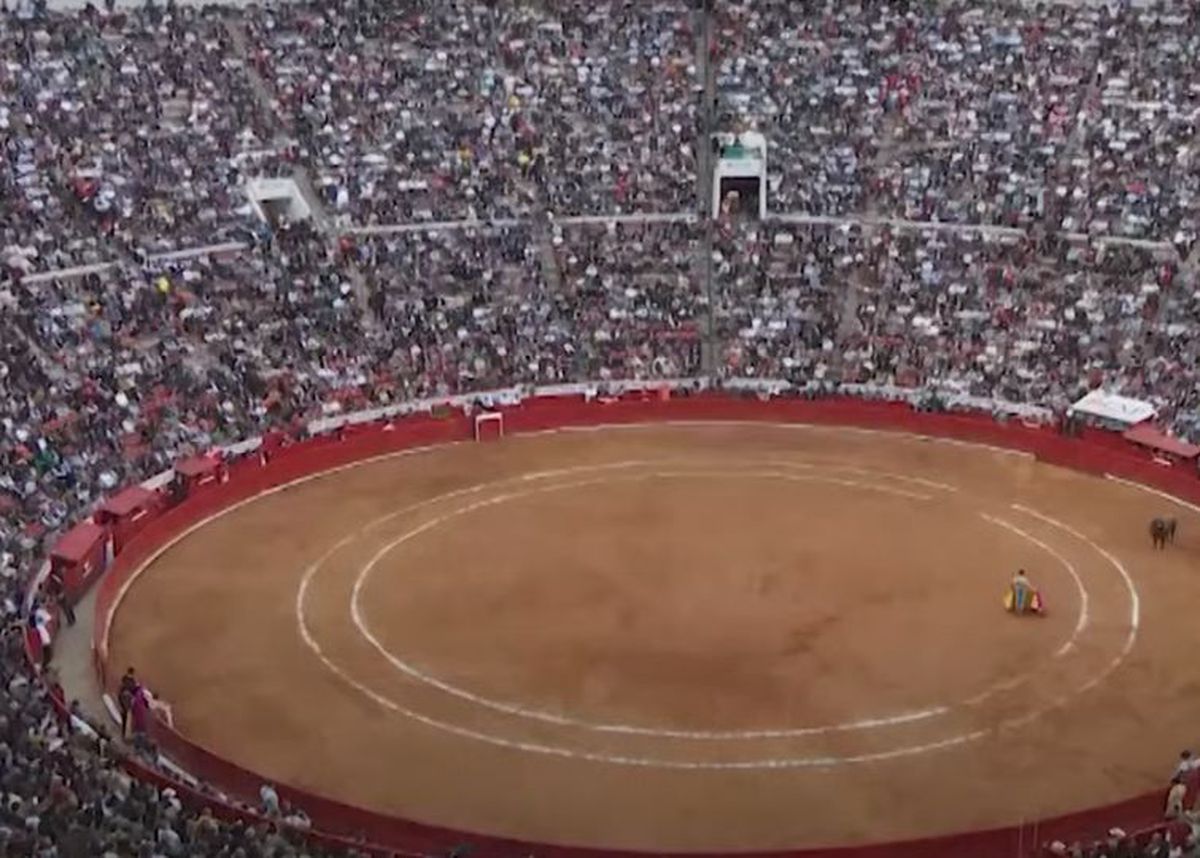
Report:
95,486,165,555
79,393,1200,858
52,520,111,598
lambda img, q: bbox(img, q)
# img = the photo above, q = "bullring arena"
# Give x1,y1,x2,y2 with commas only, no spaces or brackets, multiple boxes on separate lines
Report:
15,1,1200,856
70,391,1200,856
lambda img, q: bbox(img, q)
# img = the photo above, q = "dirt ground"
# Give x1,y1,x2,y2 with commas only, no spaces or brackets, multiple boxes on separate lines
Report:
108,423,1200,851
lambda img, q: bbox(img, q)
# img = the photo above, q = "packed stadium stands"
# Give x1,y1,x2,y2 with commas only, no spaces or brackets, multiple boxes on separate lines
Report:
4,0,1200,854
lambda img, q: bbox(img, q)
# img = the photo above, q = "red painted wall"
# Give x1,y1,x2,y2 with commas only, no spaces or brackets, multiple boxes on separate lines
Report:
74,393,1198,857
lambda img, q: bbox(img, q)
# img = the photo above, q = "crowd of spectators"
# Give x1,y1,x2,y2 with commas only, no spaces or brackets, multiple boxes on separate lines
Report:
0,226,392,853
248,0,700,225
3,0,702,267
1044,824,1200,858
715,0,1200,245
4,0,1200,855
7,0,1200,262
548,219,705,378
1,2,283,266
350,219,704,394
1041,753,1200,857
0,647,342,856
711,219,1199,439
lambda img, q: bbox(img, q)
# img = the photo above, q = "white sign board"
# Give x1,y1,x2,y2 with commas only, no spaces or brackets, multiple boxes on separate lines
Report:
1068,390,1156,428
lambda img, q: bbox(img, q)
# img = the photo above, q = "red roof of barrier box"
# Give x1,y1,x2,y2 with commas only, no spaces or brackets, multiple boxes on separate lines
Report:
1123,424,1200,460
174,455,220,478
97,485,157,518
50,521,107,564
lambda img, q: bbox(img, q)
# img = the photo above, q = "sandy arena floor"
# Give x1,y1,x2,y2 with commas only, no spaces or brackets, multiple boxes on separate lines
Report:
108,423,1200,850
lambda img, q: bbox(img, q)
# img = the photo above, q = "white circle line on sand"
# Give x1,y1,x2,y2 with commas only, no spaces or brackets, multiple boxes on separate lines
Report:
107,417,1018,667
292,471,1135,766
1103,473,1200,517
100,425,1123,772
299,534,992,769
295,481,1120,769
1010,504,1140,695
351,457,933,535
957,513,1092,708
520,422,1036,456
345,468,943,740
979,513,1090,653
342,478,1113,741
760,460,960,493
297,493,1137,767
312,571,1001,771
101,440,467,665
518,420,1037,459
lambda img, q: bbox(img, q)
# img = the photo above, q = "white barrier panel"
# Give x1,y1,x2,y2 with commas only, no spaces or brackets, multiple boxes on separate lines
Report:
1070,390,1156,428
723,378,1053,423
20,209,1177,285
301,377,1050,438
21,242,251,285
102,378,1052,534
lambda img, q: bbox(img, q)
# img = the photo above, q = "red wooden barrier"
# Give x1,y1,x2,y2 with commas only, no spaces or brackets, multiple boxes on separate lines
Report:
94,485,164,554
65,392,1200,858
51,520,111,598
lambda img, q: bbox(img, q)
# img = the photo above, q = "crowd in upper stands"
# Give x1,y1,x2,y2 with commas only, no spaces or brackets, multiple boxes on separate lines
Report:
1,2,282,264
1047,825,1200,858
714,220,1199,435
4,0,1200,854
716,0,1200,245
246,0,699,224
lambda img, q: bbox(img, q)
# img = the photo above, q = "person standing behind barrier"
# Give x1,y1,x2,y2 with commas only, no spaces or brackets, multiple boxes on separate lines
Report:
45,575,74,627
1173,750,1195,781
118,668,138,739
260,783,281,818
1167,776,1187,819
128,684,152,738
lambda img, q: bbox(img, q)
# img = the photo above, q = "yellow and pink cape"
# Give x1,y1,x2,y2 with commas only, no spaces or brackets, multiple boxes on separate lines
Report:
1004,584,1045,615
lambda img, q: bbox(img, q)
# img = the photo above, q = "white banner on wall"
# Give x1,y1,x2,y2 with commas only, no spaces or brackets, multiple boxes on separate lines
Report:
1069,390,1156,428
129,377,1053,500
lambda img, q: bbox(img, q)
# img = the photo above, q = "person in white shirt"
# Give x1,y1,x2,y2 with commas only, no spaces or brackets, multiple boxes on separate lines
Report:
1166,776,1187,819
259,783,281,817
1012,568,1033,608
1173,750,1195,780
